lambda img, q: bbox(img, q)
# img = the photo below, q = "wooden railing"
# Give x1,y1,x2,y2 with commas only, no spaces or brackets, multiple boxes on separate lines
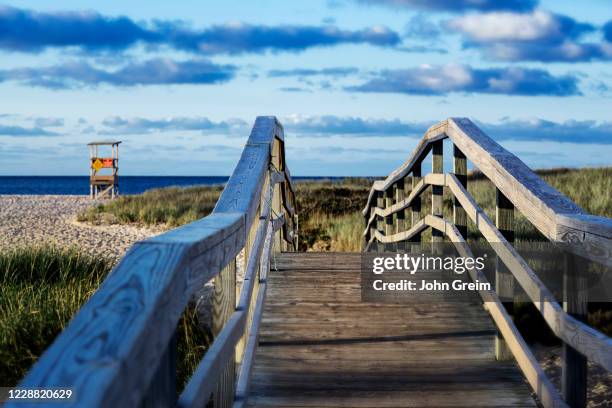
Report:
362,118,612,408
9,116,297,408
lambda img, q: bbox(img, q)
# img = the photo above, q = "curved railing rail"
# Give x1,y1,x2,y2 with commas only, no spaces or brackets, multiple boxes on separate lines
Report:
362,118,612,408
9,116,297,408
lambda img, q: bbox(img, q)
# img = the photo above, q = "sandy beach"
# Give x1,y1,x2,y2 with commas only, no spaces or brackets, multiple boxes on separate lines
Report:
0,195,163,261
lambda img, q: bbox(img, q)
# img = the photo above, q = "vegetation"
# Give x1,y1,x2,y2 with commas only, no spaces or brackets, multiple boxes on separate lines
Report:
77,185,223,227
0,246,209,388
76,167,611,249
6,167,608,385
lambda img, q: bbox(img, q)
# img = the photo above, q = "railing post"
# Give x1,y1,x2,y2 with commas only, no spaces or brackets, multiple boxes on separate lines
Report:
363,211,369,250
385,188,394,251
562,252,588,408
376,190,385,252
395,178,405,252
431,140,444,243
141,333,177,408
213,259,237,407
453,145,468,239
410,163,422,246
495,188,514,361
271,139,285,252
368,206,376,252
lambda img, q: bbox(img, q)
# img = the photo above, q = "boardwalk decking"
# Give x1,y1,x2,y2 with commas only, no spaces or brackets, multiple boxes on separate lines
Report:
246,252,537,407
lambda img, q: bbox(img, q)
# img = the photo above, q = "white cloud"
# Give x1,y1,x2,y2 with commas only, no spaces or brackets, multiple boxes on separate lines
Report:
449,11,561,42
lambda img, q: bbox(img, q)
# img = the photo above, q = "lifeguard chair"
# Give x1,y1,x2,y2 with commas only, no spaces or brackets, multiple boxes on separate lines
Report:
87,140,121,199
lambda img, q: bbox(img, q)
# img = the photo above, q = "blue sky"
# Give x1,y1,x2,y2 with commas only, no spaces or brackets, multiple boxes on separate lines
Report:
0,0,610,176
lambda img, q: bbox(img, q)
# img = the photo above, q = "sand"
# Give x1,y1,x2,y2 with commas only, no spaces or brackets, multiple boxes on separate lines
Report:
0,195,163,261
534,344,612,408
0,194,244,331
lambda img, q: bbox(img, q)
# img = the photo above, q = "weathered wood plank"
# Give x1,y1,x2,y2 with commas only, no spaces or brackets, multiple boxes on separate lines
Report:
446,118,612,256
376,191,384,252
245,252,537,408
561,252,588,408
11,212,244,408
443,223,566,408
495,188,515,362
453,145,468,239
411,162,422,243
213,259,237,408
363,117,612,264
395,180,405,233
446,173,612,371
431,140,444,243
362,120,447,214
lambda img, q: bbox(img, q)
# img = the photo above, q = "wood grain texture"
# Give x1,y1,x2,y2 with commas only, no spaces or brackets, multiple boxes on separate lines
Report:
431,140,444,243
443,225,567,408
363,173,445,238
411,162,422,243
245,253,537,408
453,145,468,239
362,117,611,263
395,179,406,251
362,121,447,215
495,188,515,362
384,188,394,243
376,191,385,252
446,174,612,371
446,118,612,259
561,252,588,408
213,259,237,408
11,212,244,408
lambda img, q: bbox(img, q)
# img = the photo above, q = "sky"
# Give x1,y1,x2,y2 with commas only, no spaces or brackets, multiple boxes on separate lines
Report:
0,0,610,176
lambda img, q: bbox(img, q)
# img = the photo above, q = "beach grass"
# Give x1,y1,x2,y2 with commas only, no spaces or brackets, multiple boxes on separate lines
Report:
77,185,223,227
0,246,209,388
76,167,611,248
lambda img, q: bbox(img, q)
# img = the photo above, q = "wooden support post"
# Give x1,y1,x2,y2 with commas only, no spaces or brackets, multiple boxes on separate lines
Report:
385,188,393,251
141,333,176,408
562,252,588,408
453,145,468,239
410,164,422,246
376,191,385,252
213,259,237,407
271,141,284,252
369,206,376,252
431,141,444,244
495,188,514,361
396,179,405,252
363,211,369,251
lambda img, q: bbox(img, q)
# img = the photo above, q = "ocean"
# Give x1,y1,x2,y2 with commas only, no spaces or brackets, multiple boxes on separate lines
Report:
0,176,341,195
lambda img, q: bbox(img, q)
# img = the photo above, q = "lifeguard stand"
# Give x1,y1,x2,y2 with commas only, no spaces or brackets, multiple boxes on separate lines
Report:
87,140,121,199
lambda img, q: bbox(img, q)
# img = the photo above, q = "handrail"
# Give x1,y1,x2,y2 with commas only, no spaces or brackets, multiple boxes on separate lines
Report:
363,118,612,256
9,116,297,408
362,117,611,408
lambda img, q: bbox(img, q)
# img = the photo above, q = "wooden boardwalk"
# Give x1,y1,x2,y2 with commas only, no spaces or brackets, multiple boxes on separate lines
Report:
246,253,537,407
14,117,611,408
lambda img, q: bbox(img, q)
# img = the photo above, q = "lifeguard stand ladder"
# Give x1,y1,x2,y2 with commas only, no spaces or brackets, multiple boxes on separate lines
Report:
87,140,121,199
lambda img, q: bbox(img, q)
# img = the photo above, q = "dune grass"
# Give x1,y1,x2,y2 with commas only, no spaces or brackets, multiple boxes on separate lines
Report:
77,185,223,227
0,246,209,388
76,168,611,249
